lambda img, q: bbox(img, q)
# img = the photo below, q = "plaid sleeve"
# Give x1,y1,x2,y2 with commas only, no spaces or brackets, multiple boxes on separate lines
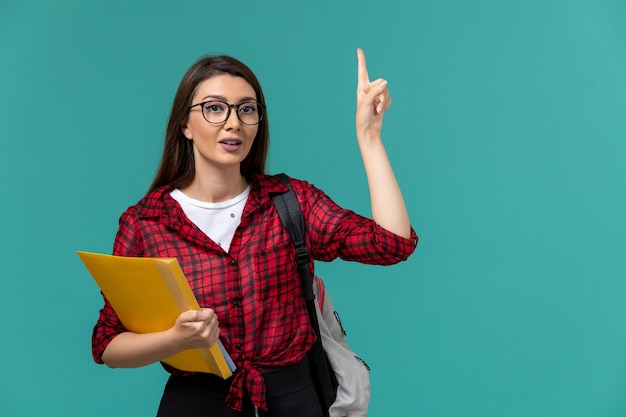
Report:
296,180,418,265
91,210,143,364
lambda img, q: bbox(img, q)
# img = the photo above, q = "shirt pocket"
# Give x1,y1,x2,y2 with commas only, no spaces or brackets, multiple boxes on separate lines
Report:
252,241,299,301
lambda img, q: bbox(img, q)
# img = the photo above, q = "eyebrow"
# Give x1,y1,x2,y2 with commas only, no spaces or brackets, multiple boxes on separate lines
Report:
200,94,258,103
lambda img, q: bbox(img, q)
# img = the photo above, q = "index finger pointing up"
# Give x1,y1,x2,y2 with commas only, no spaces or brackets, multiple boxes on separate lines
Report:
357,48,369,86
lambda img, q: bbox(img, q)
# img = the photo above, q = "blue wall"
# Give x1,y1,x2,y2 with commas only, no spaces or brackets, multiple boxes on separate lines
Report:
2,1,626,416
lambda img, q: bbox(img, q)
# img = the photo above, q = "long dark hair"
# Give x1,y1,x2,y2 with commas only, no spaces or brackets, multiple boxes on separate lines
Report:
149,55,269,192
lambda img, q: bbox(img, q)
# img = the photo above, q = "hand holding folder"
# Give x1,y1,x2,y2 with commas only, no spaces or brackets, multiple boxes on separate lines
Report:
78,251,235,378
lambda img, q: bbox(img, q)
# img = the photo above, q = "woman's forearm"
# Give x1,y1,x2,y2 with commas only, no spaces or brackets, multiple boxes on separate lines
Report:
101,329,181,368
359,134,412,239
102,309,219,368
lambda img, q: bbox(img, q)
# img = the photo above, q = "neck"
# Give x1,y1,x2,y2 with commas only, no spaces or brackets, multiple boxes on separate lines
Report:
181,168,248,203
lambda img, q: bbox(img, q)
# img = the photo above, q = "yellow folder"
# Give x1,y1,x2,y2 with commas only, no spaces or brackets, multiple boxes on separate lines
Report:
78,251,235,378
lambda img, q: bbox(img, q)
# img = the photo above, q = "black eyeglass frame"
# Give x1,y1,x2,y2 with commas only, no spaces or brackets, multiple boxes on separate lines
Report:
188,100,266,126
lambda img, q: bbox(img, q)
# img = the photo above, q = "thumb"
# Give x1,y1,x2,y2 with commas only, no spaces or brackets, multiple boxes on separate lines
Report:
178,309,210,323
359,79,389,117
362,79,387,104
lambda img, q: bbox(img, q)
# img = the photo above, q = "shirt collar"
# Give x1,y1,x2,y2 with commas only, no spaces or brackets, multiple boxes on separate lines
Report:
133,174,290,219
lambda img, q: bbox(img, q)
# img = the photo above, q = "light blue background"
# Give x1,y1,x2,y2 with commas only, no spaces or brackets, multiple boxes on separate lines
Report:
2,1,626,416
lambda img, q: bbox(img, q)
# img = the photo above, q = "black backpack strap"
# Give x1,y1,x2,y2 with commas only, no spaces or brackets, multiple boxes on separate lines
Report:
271,174,315,302
271,173,337,413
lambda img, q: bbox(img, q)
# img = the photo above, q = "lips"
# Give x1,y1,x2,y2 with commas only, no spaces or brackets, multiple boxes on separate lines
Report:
219,137,243,152
219,137,242,146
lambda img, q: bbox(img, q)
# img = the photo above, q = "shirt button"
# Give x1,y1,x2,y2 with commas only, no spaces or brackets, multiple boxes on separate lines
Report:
230,259,237,265
236,344,243,351
233,300,241,308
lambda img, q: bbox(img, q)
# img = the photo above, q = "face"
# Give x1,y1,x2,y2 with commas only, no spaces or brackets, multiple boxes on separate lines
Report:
183,74,259,175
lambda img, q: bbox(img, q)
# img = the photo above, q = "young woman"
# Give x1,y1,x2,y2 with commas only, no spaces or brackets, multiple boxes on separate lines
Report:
92,49,417,417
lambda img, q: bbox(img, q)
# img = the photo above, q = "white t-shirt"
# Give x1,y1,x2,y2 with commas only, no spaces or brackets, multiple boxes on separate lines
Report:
170,186,250,252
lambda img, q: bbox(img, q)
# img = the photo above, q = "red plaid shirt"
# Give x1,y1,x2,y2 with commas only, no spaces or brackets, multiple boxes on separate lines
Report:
92,174,417,411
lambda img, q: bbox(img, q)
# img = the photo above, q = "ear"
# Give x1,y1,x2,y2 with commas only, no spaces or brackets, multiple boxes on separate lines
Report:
182,124,193,140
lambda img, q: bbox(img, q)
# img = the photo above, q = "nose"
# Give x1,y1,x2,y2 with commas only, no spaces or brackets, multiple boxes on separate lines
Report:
224,105,241,128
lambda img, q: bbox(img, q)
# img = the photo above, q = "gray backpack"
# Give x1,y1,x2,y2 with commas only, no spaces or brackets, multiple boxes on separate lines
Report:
314,276,371,417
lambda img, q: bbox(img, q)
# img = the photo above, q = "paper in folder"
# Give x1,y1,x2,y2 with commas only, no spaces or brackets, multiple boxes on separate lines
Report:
78,251,235,378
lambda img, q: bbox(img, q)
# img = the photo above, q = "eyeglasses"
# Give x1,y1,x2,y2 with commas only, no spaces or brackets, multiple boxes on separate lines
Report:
189,100,265,125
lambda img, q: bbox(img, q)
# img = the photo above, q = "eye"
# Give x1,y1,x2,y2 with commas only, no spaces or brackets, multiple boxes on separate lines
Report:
238,102,257,114
202,101,227,113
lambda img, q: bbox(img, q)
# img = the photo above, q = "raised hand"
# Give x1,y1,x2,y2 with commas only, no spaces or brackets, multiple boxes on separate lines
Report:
355,48,392,141
353,48,412,240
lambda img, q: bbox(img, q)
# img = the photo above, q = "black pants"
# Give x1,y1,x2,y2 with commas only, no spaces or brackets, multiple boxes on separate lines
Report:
156,359,323,417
